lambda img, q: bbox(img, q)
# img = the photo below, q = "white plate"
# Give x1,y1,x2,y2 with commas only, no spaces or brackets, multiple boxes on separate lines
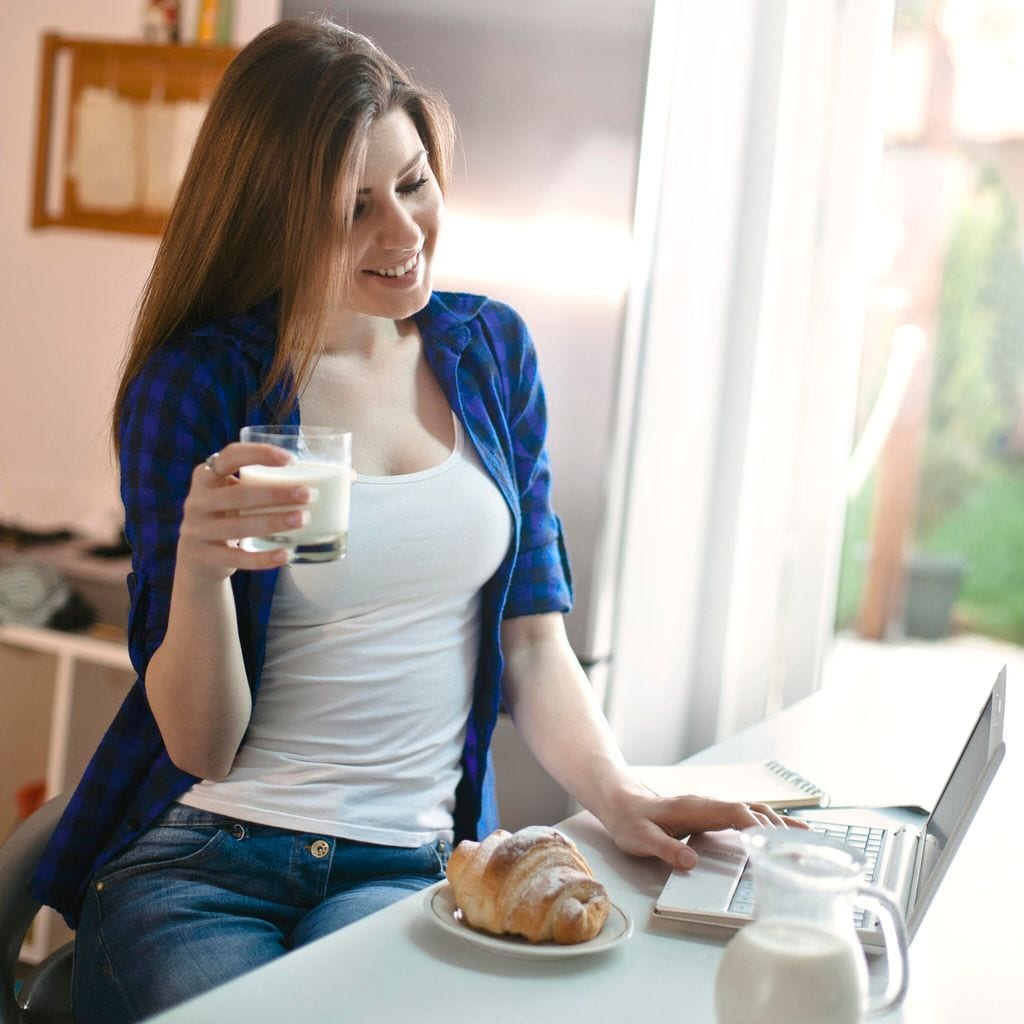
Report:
423,883,633,960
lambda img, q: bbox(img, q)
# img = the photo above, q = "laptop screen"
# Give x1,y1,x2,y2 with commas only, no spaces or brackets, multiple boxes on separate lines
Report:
914,670,1005,913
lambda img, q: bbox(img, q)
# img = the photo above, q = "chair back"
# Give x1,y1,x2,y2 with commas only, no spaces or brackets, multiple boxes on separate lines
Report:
0,793,71,1024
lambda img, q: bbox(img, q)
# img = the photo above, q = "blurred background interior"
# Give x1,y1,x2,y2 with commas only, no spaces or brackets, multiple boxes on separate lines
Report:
1,3,1022,954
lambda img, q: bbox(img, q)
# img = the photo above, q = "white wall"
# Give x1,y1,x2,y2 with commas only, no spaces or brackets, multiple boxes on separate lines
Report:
0,1,278,537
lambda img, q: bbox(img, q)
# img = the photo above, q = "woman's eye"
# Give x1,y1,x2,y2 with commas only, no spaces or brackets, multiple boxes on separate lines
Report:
398,177,429,196
352,175,428,221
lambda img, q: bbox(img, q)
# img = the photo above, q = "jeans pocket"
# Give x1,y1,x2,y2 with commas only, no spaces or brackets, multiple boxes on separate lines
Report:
94,823,229,891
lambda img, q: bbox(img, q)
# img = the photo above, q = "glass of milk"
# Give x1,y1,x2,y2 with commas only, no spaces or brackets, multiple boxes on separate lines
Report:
238,425,352,564
714,829,909,1024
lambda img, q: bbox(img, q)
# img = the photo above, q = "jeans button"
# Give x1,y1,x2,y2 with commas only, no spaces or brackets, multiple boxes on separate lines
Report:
309,839,330,859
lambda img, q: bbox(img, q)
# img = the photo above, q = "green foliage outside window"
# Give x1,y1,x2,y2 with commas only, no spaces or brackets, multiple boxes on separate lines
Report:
836,166,1024,643
915,165,1024,640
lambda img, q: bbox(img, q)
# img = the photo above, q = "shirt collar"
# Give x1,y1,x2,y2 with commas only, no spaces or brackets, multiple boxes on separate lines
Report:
222,295,280,366
201,290,486,366
414,291,487,353
182,296,279,372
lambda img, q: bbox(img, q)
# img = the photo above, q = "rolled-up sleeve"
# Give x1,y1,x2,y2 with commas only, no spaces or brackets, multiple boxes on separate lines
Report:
500,316,573,619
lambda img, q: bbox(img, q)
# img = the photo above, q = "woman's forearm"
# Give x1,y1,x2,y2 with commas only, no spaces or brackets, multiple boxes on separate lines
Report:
140,443,310,780
500,614,643,823
500,613,808,871
145,562,253,780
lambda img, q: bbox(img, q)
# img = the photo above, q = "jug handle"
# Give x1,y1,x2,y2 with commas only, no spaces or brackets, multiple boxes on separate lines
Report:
857,882,910,1016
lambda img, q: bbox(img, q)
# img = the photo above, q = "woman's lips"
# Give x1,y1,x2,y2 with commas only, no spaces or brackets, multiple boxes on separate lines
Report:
362,250,423,288
366,251,420,278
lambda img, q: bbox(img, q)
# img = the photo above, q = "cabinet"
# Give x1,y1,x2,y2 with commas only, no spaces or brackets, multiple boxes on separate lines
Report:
0,624,135,964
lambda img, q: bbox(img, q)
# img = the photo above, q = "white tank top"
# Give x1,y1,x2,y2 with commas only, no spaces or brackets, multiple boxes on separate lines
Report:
181,413,512,846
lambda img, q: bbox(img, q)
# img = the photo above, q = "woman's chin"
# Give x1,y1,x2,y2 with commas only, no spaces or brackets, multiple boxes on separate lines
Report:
349,276,433,320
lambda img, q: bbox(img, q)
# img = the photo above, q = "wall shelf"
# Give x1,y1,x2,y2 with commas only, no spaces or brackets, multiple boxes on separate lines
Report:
32,33,237,236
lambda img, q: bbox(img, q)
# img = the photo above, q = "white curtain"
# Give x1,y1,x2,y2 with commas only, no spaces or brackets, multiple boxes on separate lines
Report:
607,0,895,762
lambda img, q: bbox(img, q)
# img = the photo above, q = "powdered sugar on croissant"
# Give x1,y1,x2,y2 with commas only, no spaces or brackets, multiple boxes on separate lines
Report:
446,826,610,944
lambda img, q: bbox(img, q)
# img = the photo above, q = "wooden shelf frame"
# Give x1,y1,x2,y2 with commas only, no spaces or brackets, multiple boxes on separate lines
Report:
31,33,237,236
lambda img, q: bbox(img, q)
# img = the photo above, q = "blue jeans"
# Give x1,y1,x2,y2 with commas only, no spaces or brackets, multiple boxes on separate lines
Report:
72,803,448,1023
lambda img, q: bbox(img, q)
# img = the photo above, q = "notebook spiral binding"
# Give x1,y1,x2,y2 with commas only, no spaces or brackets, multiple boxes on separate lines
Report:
765,759,831,806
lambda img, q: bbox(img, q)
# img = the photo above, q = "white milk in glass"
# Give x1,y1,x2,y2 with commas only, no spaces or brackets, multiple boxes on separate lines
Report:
715,921,865,1024
239,460,350,563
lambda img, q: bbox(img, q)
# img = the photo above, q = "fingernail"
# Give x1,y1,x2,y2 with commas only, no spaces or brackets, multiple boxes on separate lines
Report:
677,848,698,871
290,486,317,501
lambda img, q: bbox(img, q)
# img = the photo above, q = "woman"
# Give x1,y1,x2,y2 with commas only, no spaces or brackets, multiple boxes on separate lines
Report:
31,18,798,1023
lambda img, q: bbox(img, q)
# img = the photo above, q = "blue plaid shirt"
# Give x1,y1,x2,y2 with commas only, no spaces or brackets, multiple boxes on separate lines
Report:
30,291,572,926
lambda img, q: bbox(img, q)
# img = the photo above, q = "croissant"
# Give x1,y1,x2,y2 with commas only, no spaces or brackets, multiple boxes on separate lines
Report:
446,826,610,944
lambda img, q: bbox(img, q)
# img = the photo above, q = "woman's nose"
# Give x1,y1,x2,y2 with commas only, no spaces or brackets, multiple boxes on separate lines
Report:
375,196,420,248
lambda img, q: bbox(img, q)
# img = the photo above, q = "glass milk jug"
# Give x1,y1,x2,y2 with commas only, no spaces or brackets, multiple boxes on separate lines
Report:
715,829,909,1024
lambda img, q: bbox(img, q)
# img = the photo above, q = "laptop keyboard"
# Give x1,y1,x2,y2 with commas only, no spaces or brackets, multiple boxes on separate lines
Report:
726,821,886,928
806,821,886,883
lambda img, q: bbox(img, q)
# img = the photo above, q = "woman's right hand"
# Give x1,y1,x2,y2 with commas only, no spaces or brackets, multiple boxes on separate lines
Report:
175,442,314,580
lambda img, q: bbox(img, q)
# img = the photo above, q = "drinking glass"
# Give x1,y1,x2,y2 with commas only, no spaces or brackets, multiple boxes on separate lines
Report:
238,425,352,564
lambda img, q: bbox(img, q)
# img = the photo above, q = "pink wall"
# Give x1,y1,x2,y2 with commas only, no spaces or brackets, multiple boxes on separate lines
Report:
0,1,278,537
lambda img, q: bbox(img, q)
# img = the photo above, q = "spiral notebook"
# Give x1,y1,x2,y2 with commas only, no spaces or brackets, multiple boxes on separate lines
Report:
631,759,830,810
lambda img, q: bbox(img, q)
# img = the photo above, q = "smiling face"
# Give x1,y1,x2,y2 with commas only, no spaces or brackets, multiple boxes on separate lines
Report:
334,108,444,322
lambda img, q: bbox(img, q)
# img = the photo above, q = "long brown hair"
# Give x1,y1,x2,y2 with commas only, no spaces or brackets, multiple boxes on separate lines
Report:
113,17,456,447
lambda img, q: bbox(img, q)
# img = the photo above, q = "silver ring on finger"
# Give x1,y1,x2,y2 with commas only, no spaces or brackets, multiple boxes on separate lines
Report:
204,451,227,478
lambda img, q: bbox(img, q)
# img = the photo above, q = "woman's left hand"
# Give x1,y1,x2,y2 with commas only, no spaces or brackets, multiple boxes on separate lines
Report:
599,791,811,871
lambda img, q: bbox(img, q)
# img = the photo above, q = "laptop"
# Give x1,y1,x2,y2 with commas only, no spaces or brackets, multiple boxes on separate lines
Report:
653,667,1007,952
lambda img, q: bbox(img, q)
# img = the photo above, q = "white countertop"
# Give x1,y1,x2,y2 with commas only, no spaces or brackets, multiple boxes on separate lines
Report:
148,663,1019,1024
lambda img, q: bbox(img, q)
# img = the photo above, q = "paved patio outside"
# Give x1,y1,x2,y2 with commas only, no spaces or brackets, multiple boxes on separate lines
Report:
822,629,1024,692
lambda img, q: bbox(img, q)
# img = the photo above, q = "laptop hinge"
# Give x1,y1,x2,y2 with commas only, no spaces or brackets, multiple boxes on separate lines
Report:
881,826,920,920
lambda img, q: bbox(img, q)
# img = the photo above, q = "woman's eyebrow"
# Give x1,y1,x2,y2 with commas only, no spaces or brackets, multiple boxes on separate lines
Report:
356,150,427,195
